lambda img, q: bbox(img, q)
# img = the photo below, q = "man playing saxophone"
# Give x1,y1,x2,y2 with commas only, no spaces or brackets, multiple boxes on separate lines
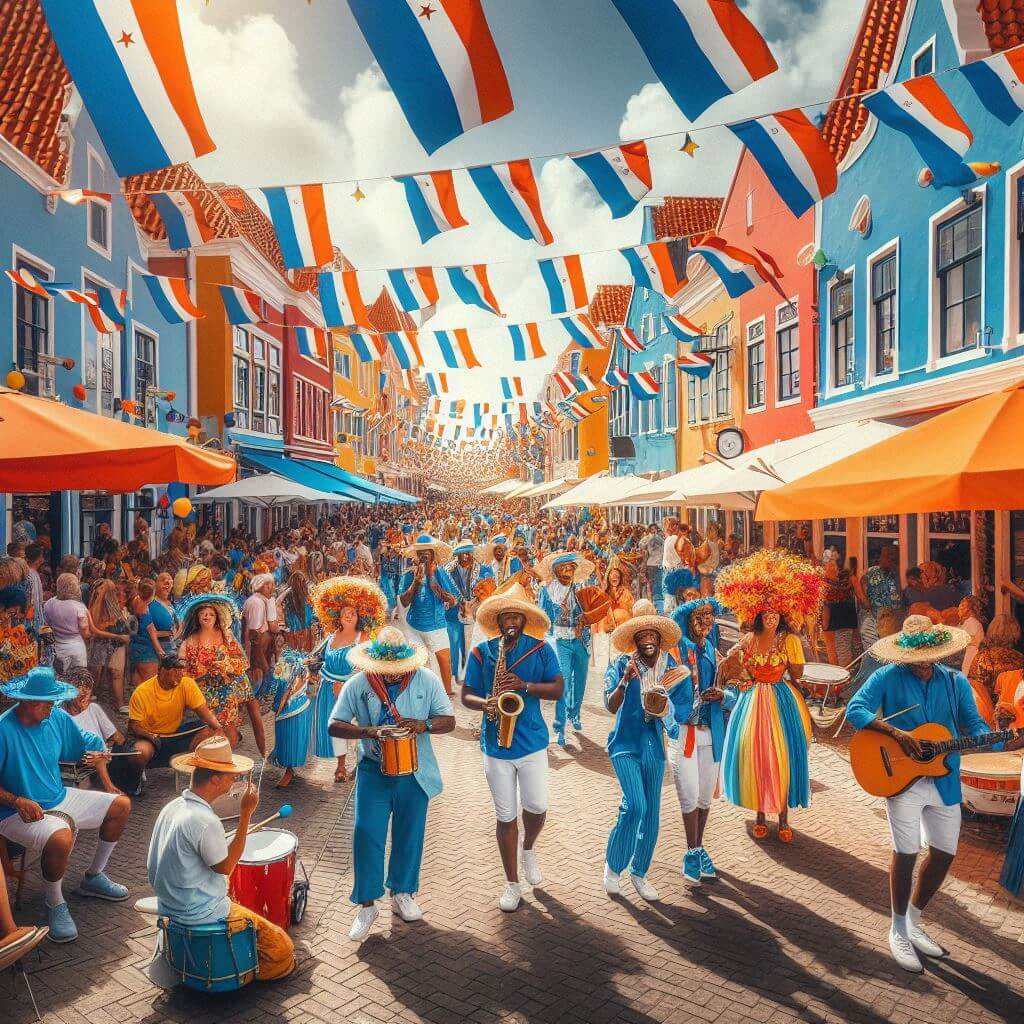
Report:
461,585,563,913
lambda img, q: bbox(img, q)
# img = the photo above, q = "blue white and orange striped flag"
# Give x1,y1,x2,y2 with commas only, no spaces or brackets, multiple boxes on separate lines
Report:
507,323,545,361
617,327,646,353
445,265,503,316
663,312,703,341
295,326,331,361
148,191,216,251
688,235,786,300
620,240,689,302
432,329,480,369
141,274,204,324
559,314,607,350
961,44,1024,125
257,186,334,270
469,159,554,245
319,270,371,328
387,267,439,313
41,0,215,176
571,141,652,219
384,331,425,370
538,255,588,315
395,171,468,243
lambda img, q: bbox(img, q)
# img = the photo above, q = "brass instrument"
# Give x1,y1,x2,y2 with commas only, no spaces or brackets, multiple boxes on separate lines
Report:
489,637,524,748
473,576,497,602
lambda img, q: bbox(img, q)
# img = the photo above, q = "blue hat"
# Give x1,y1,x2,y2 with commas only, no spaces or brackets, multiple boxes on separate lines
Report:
491,534,508,546
553,552,579,568
672,597,723,645
1,667,77,704
664,568,699,597
452,540,475,556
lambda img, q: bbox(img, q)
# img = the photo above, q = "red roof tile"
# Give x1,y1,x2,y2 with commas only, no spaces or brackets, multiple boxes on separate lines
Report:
649,196,723,241
978,0,1024,50
588,284,632,327
366,289,416,333
0,0,72,182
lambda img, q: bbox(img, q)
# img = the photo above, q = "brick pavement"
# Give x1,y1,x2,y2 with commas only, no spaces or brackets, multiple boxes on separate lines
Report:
7,663,1023,1024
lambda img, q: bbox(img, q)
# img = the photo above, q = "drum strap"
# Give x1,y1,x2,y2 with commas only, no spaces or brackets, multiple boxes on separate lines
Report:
367,672,412,723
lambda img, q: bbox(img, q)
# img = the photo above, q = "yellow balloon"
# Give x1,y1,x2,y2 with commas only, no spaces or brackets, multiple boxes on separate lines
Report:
5,369,25,391
171,497,193,519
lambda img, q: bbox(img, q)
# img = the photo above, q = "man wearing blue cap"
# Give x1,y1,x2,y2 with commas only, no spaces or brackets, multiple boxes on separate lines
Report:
0,668,133,943
445,541,493,684
399,535,459,695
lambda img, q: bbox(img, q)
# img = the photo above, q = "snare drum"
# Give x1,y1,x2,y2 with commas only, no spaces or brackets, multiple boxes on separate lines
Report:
960,751,1023,818
170,754,255,820
229,828,298,930
378,726,418,777
801,662,850,701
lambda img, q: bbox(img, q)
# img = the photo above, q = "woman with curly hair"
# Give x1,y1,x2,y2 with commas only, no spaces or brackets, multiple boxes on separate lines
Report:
312,577,388,782
280,571,316,652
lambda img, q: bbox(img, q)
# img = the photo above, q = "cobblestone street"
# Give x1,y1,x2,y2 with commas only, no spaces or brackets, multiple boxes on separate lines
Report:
8,667,1024,1024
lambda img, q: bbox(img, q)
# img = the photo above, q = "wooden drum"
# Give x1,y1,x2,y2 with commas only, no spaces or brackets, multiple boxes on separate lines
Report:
378,726,418,777
960,751,1022,818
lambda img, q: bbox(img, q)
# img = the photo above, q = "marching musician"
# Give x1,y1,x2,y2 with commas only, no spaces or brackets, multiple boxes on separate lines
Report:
537,551,596,748
328,627,454,943
669,598,735,884
603,601,685,903
461,585,563,913
846,615,1024,974
477,534,521,588
444,540,493,685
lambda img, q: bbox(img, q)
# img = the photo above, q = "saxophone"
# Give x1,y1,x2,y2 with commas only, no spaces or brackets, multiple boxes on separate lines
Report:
491,636,524,749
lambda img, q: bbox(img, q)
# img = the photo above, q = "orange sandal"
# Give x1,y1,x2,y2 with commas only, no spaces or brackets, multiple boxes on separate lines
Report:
752,823,769,840
778,826,794,843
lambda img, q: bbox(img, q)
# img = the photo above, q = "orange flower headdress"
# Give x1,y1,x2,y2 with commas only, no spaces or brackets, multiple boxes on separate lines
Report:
311,575,388,635
714,548,826,630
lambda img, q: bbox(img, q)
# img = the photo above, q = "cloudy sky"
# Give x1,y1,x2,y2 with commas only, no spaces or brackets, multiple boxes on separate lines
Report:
180,0,865,402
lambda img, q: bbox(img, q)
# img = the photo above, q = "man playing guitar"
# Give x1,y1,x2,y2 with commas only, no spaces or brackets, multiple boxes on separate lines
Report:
847,615,1024,974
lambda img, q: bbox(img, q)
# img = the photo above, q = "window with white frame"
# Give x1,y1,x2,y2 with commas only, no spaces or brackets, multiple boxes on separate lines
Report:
746,320,765,409
134,328,157,425
936,204,982,357
609,345,629,436
13,256,52,396
87,148,111,256
776,303,799,401
871,251,897,375
233,326,282,433
713,322,732,417
84,274,115,416
912,40,934,77
663,357,677,430
334,349,352,378
1017,177,1024,333
830,277,854,388
292,377,329,442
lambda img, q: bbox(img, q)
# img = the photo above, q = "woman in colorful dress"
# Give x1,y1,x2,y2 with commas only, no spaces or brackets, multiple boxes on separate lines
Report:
0,586,37,686
599,565,635,634
965,614,1024,725
715,549,825,843
270,647,315,788
177,593,266,758
312,576,388,783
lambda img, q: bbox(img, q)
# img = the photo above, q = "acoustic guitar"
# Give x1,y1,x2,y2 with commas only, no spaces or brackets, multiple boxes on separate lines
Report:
849,723,1022,798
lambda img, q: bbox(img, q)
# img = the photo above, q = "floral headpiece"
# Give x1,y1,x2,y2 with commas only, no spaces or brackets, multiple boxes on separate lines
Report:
714,548,826,629
311,575,387,634
895,626,952,650
364,636,416,662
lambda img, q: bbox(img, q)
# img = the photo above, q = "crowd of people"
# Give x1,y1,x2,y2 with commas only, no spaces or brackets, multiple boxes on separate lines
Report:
0,497,1021,981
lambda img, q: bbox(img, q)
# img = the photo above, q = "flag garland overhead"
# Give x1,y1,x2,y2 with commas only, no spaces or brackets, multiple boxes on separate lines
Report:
960,44,1024,126
468,159,554,245
395,170,468,243
620,240,689,301
571,141,652,218
258,185,334,270
141,274,204,324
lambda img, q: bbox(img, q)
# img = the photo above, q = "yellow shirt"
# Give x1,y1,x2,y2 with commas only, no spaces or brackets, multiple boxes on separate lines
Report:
129,676,206,735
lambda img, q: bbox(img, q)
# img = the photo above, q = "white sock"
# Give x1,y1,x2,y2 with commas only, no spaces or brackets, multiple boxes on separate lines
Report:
44,879,64,909
907,903,923,927
88,840,117,876
891,912,908,936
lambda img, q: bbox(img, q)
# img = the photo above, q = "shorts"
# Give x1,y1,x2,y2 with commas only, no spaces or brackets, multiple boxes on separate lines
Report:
408,627,450,655
0,787,118,852
668,732,719,813
482,749,549,822
885,778,961,855
149,720,204,768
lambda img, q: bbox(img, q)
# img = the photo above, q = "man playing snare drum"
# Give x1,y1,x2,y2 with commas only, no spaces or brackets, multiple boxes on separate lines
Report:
147,736,295,981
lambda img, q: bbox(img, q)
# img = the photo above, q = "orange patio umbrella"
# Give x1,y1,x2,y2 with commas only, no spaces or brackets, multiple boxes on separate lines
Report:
0,388,236,492
757,380,1024,521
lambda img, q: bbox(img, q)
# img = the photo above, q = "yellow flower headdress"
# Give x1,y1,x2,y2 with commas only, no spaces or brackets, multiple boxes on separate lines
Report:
714,548,826,629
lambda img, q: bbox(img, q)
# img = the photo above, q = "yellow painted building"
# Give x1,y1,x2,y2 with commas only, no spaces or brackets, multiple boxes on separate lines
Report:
331,330,378,475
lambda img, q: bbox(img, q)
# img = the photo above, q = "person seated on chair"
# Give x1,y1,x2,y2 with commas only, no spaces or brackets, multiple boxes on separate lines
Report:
123,655,224,796
62,667,124,794
147,736,295,982
0,862,48,962
0,667,132,943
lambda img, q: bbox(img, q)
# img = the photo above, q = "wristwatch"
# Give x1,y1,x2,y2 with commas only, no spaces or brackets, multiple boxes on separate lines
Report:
425,719,432,734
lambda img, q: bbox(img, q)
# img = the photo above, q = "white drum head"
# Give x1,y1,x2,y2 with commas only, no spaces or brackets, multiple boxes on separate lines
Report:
802,662,850,684
240,827,297,864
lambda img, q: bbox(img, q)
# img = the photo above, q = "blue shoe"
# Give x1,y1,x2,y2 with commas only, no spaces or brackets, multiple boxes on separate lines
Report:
47,902,78,943
555,728,566,748
682,849,702,884
571,716,582,732
697,847,717,880
77,871,129,902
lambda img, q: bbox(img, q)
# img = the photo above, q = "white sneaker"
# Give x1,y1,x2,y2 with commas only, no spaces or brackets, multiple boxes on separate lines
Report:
906,919,945,958
630,874,660,902
521,849,542,886
498,882,522,912
390,893,423,922
348,905,379,942
602,864,620,895
888,928,923,973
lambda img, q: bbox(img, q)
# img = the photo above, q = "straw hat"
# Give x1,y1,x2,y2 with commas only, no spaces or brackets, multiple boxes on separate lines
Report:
172,735,253,775
537,550,595,583
611,599,682,654
870,614,971,665
347,625,429,676
403,533,453,564
476,582,550,638
474,534,509,564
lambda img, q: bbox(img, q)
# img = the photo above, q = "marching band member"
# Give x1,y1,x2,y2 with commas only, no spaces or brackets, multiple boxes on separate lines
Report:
477,534,520,588
461,585,563,912
328,627,455,942
312,577,388,783
445,540,493,685
603,601,685,902
668,597,735,884
537,551,596,747
399,535,459,696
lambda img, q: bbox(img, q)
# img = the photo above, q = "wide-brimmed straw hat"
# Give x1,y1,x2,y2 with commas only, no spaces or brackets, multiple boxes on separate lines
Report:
403,533,453,564
537,550,595,583
870,614,971,665
1,667,77,704
474,534,510,564
451,540,476,557
611,599,682,654
476,583,550,638
347,625,429,676
172,735,254,775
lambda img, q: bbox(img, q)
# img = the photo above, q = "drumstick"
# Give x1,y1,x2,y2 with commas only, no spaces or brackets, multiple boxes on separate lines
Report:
226,803,292,841
831,702,921,740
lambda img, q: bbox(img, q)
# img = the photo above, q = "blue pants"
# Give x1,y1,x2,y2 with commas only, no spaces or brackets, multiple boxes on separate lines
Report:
606,746,664,876
646,566,664,612
351,761,429,904
380,575,399,613
554,638,590,730
446,616,467,679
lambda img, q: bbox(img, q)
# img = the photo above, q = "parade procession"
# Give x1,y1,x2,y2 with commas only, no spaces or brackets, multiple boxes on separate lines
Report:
2,2,1024,1022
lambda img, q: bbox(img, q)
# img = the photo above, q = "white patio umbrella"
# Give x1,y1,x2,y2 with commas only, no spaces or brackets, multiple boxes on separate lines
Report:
192,473,349,507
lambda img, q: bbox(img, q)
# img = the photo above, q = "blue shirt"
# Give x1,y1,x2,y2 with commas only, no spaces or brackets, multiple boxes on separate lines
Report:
464,635,560,759
604,653,679,759
320,640,356,686
670,638,736,762
538,582,592,651
399,566,458,631
330,668,453,798
846,662,995,805
0,707,104,819
445,563,493,623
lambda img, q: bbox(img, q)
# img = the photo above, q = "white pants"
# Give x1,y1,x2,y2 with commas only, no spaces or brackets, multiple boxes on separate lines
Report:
0,787,117,853
482,749,549,822
885,778,961,855
668,732,719,813
407,626,449,654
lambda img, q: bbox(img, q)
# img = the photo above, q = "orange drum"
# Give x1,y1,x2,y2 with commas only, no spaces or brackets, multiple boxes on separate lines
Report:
576,586,613,626
378,727,418,777
960,751,1022,817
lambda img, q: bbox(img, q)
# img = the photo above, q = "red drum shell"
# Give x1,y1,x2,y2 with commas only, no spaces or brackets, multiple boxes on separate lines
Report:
229,828,297,930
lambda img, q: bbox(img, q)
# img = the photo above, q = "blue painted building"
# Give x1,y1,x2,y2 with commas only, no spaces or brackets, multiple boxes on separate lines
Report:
0,29,194,557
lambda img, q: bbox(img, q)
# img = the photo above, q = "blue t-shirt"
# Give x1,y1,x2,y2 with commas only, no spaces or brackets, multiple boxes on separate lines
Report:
464,635,560,759
0,707,104,818
604,652,679,759
399,565,458,631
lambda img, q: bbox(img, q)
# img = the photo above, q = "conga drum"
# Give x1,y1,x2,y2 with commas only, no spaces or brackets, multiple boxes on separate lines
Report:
960,751,1023,818
801,663,850,703
378,727,418,777
229,828,298,930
